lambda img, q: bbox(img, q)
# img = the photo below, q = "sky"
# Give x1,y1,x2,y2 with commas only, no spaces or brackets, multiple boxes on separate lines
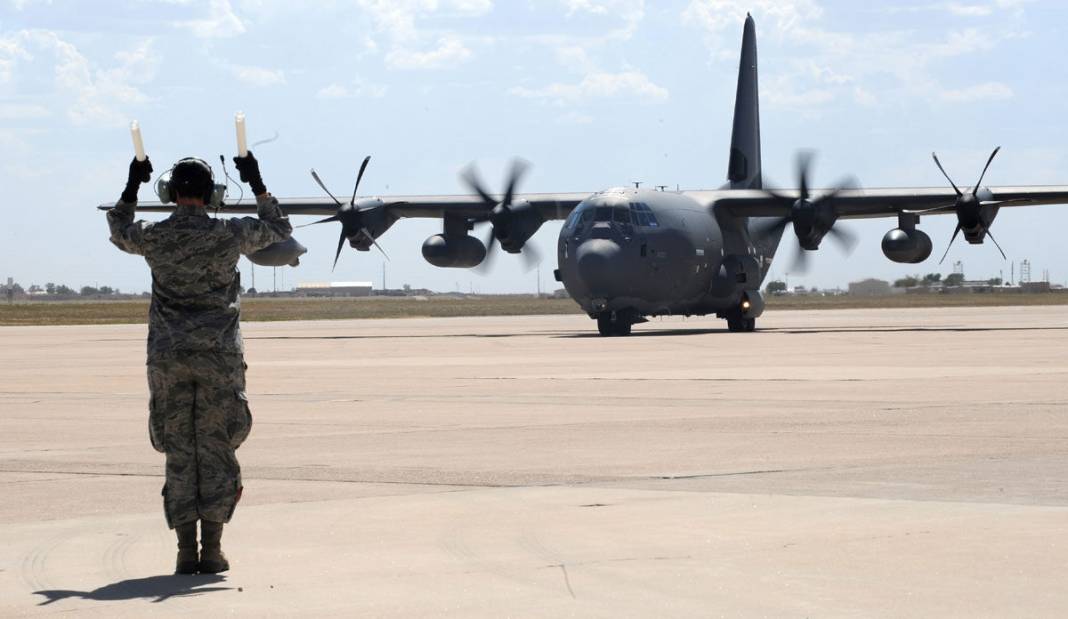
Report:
2,0,1067,294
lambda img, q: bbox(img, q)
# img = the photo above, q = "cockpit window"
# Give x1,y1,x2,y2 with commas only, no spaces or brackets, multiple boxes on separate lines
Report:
629,202,659,227
594,206,612,222
564,209,580,230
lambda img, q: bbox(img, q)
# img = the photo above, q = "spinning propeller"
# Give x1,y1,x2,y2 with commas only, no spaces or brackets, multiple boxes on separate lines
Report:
753,152,858,273
460,159,542,272
302,156,390,270
930,146,1007,263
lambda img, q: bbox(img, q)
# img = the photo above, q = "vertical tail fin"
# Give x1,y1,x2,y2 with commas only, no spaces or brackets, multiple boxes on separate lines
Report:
727,14,761,190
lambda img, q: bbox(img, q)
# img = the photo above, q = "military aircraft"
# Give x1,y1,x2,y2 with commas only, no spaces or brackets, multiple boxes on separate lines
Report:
104,14,1068,336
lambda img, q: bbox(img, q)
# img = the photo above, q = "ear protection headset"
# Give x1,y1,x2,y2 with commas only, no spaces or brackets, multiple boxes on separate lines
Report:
167,157,215,203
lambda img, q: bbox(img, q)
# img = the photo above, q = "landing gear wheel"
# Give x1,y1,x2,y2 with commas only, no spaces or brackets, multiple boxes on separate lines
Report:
727,315,756,332
597,313,632,337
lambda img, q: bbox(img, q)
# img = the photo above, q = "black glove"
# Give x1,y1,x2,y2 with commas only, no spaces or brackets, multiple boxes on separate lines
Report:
121,157,153,203
233,150,267,196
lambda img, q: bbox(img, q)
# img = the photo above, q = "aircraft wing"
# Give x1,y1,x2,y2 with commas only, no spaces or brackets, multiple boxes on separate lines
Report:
705,186,1068,219
97,192,590,220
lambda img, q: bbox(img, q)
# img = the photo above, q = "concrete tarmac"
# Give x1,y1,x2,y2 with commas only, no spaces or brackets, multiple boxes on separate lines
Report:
1,306,1066,617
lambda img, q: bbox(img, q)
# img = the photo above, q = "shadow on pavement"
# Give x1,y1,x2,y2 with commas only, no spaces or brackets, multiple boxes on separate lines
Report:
557,325,1068,338
34,574,231,605
760,326,1068,335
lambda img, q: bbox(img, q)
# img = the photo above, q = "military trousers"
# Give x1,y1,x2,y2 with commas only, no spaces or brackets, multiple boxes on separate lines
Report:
147,352,252,528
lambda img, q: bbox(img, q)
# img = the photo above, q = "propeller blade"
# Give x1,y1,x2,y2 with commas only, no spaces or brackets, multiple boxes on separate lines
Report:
939,223,962,264
791,242,811,274
331,230,346,271
351,156,371,205
931,152,962,197
796,151,813,202
754,175,797,207
362,227,389,261
985,228,1007,260
751,215,791,239
520,242,542,272
460,164,497,206
474,227,497,274
297,214,341,228
972,146,1001,194
502,159,530,207
310,169,344,206
826,224,858,254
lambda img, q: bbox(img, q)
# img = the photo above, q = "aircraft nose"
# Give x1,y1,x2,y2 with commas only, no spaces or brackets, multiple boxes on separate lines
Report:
576,239,622,292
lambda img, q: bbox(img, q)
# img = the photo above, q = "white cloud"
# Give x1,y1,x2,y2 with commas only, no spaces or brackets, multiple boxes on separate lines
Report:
510,69,668,104
0,102,48,119
229,64,285,86
560,0,645,40
939,81,1013,102
357,0,490,69
8,0,53,9
684,1,1024,111
682,0,822,38
176,0,246,38
2,31,157,126
0,36,30,83
945,3,994,16
315,78,388,99
386,36,471,70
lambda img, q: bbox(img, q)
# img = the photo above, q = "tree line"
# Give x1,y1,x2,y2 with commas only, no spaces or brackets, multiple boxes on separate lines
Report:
4,281,125,297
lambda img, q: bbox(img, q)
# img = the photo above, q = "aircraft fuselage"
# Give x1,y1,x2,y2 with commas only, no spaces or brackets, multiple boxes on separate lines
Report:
556,187,766,321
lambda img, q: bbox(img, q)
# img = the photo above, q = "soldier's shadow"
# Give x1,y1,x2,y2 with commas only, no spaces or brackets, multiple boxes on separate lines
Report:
35,574,231,605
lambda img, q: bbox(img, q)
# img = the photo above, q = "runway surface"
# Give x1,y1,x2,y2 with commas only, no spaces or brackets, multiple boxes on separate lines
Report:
1,306,1066,616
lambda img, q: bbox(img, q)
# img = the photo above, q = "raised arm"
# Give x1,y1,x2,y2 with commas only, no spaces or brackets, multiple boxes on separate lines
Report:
107,157,154,255
228,151,293,254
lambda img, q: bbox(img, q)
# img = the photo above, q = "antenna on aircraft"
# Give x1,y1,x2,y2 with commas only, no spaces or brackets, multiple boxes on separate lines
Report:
632,181,642,189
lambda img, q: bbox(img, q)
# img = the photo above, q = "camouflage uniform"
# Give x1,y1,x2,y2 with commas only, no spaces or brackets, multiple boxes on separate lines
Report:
108,195,291,528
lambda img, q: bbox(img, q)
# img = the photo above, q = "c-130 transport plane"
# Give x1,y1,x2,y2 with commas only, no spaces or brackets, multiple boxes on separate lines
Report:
104,15,1068,336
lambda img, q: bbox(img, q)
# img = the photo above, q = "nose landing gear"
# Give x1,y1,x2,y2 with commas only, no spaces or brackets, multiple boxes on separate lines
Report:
596,311,634,336
726,314,756,332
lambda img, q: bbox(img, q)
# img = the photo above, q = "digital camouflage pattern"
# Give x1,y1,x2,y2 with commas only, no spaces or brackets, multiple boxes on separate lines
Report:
108,193,290,527
148,352,251,526
108,194,292,360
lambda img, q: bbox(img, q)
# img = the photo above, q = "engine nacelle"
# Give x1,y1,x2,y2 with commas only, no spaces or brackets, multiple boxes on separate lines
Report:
881,228,932,264
421,234,487,268
248,237,308,267
497,201,545,253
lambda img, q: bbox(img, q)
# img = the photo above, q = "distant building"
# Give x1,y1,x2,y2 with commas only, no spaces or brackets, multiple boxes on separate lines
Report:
848,278,892,296
1020,281,1052,293
296,281,373,297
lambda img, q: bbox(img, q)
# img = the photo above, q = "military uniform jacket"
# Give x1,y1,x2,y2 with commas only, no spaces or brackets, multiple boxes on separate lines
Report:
108,194,292,361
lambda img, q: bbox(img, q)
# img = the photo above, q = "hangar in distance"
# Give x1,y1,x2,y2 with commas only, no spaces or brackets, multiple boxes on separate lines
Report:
104,14,1068,336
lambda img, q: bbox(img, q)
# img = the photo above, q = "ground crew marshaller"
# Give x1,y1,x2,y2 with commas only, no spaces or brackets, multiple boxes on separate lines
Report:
108,151,291,574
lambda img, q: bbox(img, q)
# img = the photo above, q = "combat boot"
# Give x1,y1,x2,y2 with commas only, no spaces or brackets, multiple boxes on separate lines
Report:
198,520,230,573
175,522,198,574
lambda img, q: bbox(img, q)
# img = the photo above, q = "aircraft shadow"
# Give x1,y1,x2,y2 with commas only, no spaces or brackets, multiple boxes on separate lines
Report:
34,574,231,606
244,331,571,341
760,326,1068,335
558,325,1068,338
556,328,727,338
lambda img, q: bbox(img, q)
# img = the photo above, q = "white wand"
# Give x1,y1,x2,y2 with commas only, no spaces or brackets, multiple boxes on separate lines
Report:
130,121,146,162
235,112,248,157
